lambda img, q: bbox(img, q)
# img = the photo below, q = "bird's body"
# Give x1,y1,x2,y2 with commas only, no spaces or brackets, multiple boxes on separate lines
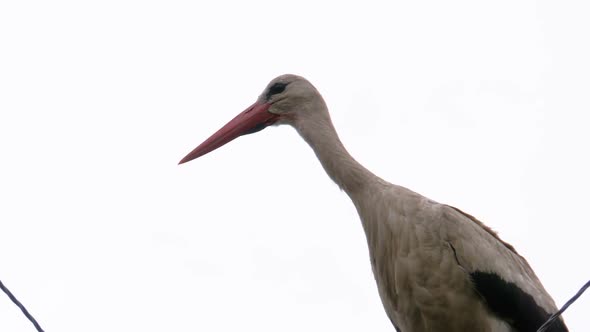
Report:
180,74,568,331
351,183,555,332
355,185,513,332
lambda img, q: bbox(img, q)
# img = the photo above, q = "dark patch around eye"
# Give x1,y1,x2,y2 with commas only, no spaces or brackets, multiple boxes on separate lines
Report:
265,82,288,100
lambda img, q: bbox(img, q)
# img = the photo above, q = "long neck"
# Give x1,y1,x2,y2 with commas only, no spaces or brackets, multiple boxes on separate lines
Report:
293,100,384,197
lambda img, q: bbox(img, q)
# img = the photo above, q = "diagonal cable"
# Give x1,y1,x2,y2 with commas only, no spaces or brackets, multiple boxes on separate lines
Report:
0,279,45,332
537,279,590,332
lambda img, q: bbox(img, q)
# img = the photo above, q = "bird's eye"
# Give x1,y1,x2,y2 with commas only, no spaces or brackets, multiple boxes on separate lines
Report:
266,82,288,99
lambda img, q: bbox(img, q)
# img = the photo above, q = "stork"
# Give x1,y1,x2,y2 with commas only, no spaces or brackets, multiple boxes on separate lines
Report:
179,74,568,332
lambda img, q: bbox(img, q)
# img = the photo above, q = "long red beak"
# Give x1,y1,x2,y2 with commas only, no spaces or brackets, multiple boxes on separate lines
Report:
179,102,279,164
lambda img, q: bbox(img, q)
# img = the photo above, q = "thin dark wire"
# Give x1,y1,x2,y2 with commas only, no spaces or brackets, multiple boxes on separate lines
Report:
537,279,590,332
0,279,45,332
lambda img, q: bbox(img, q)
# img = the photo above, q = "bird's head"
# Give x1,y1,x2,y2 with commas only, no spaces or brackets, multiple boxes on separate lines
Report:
179,74,325,164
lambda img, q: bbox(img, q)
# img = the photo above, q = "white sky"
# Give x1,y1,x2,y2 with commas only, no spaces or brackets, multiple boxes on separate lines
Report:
1,1,589,331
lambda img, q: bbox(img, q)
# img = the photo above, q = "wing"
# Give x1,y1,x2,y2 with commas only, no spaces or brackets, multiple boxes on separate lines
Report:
441,205,568,332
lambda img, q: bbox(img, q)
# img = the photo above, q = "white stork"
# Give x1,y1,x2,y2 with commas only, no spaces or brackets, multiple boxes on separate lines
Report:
179,74,568,332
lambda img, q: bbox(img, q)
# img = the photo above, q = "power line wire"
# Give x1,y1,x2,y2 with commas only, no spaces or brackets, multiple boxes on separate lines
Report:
537,279,590,332
1,274,587,332
0,279,45,332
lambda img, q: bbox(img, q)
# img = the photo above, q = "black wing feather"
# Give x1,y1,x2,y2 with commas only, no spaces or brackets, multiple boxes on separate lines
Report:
470,271,568,332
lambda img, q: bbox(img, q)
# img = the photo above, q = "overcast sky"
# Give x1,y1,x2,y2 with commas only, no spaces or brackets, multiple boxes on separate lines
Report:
1,1,589,331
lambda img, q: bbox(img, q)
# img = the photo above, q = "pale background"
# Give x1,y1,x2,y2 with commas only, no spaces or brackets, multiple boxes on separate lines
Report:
1,1,589,331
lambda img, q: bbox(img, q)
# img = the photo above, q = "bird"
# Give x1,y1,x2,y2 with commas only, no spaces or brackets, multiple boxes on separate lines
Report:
179,74,568,332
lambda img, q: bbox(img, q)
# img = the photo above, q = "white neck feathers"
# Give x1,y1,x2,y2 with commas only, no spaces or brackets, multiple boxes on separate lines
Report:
293,99,383,196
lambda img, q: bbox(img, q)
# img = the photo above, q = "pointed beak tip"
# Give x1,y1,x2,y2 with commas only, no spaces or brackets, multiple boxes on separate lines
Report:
179,102,276,167
178,155,195,165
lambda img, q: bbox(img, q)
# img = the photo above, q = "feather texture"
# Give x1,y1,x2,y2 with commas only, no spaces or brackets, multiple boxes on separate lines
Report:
283,74,567,331
181,74,568,332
